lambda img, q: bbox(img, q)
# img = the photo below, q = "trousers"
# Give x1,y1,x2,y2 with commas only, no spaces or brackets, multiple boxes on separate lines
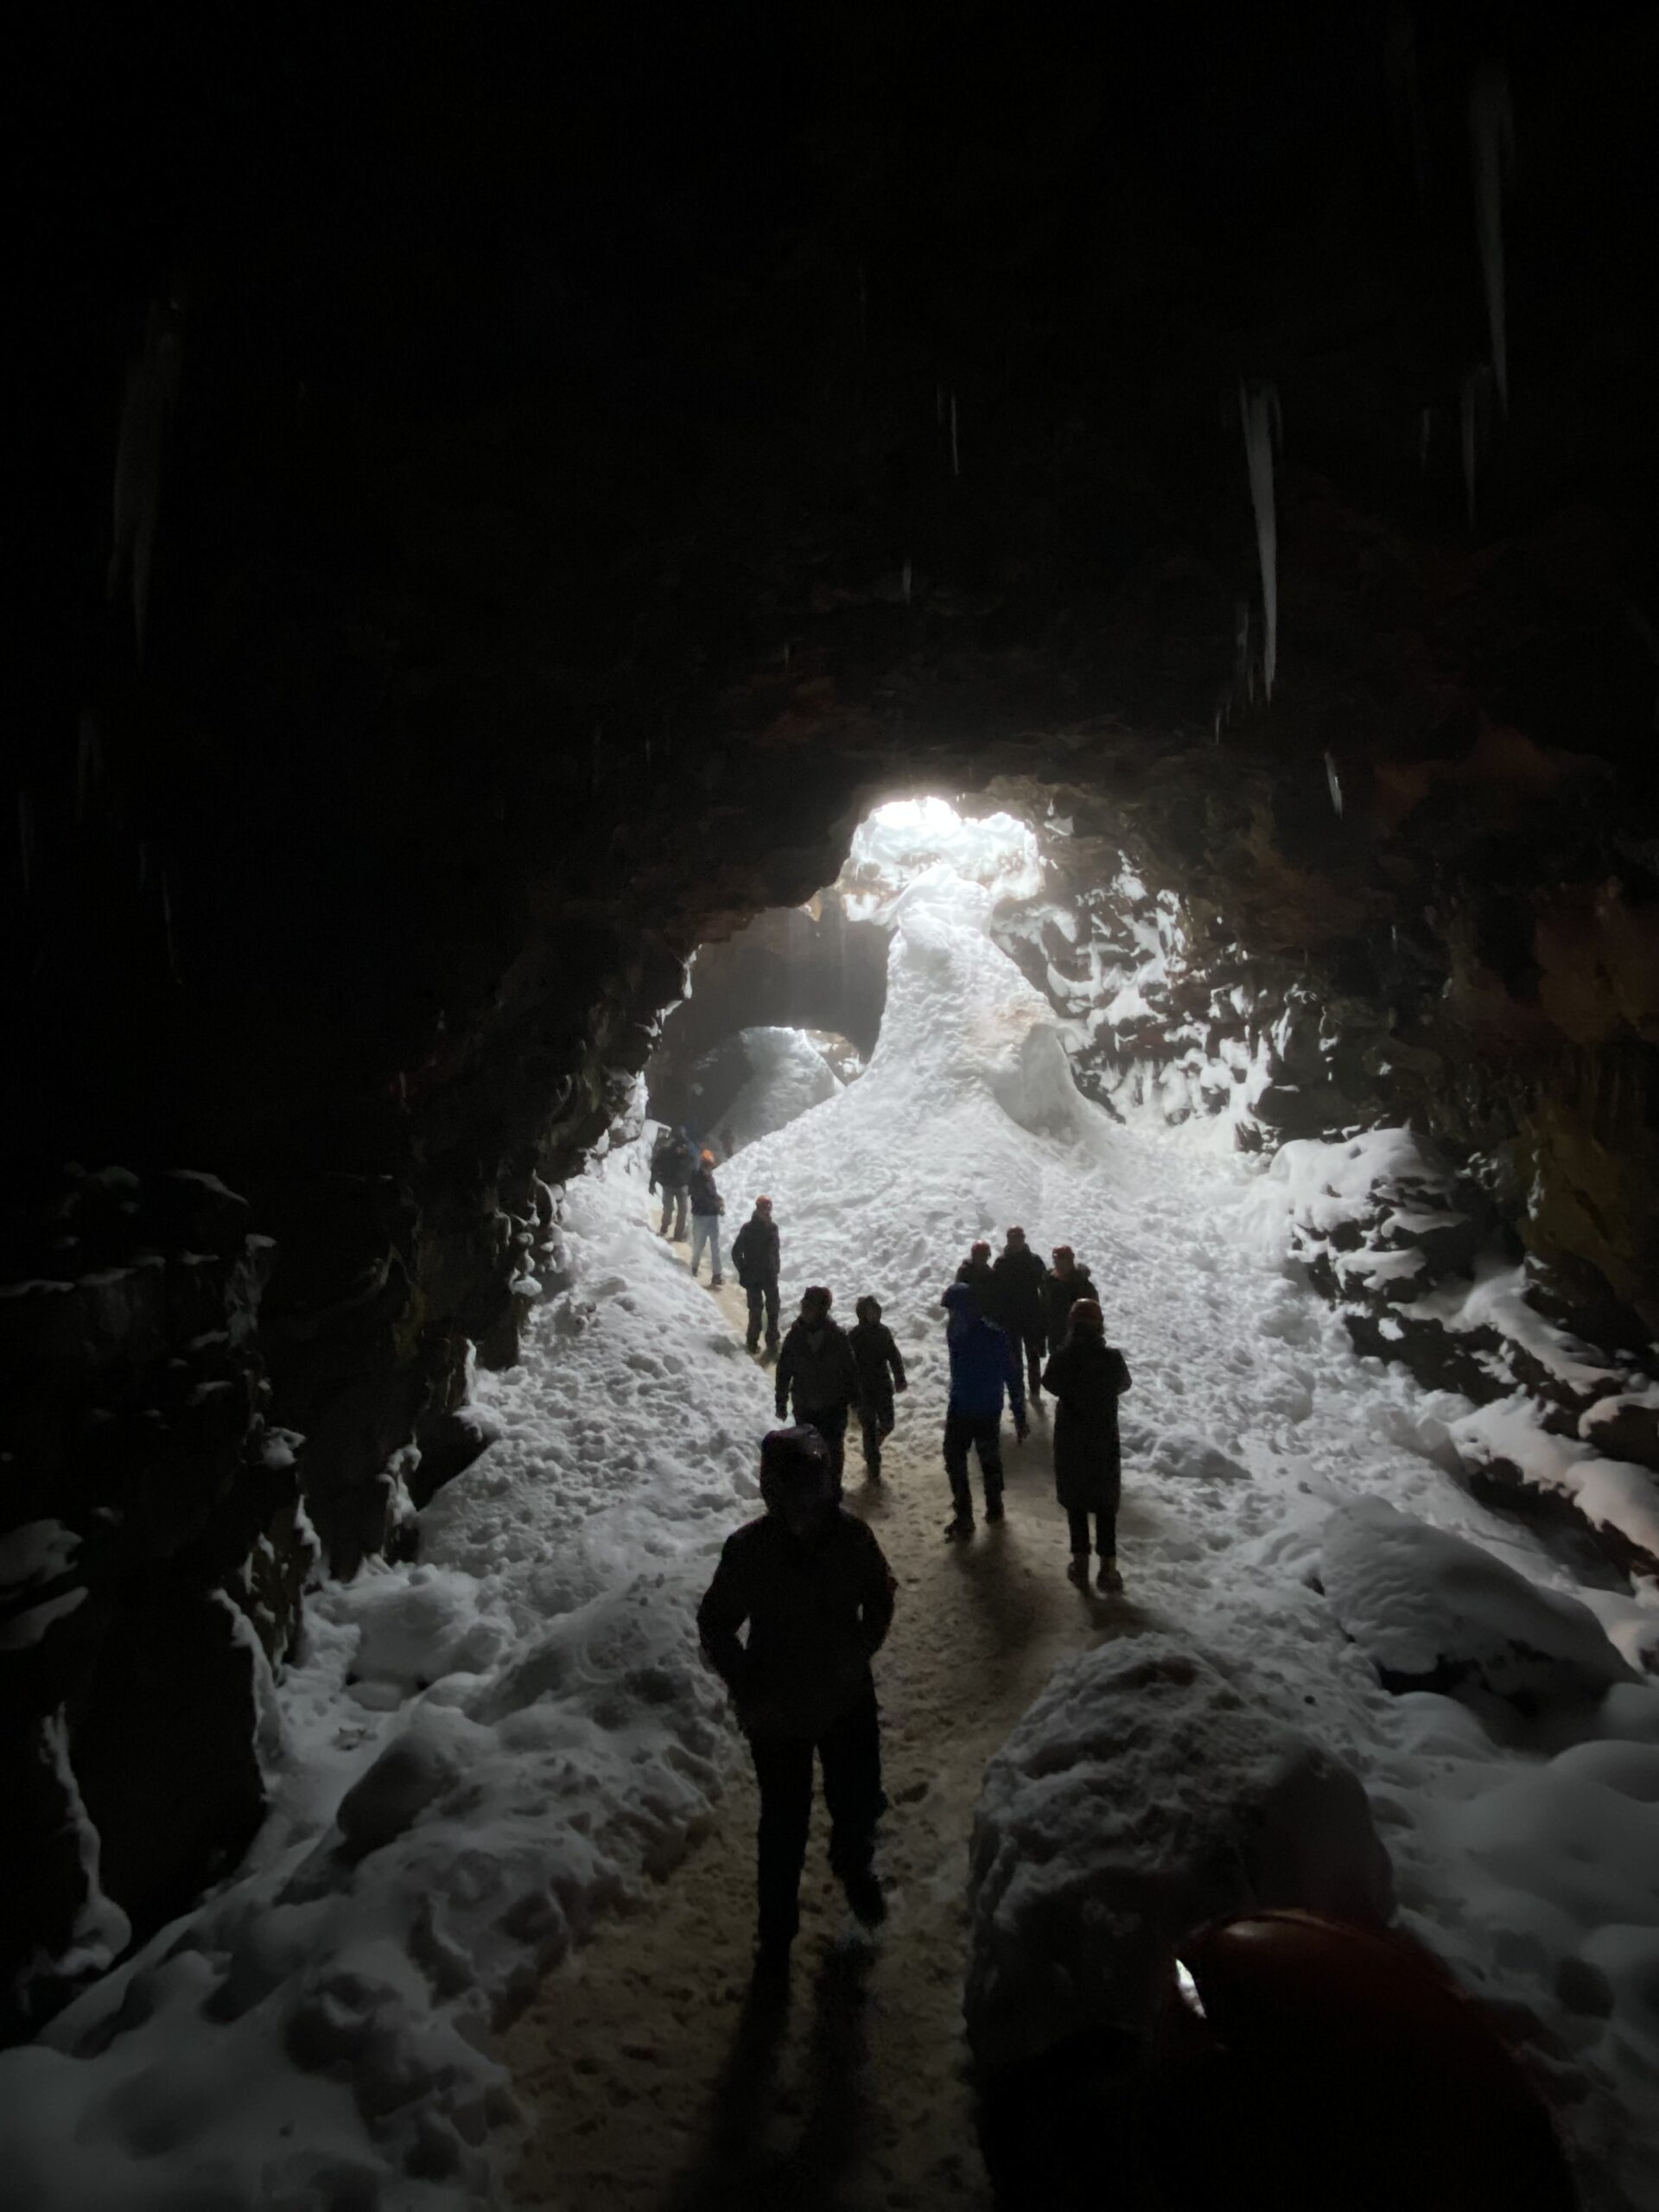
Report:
690,1214,722,1281
748,1693,883,1945
1067,1507,1117,1557
745,1281,780,1346
944,1408,1003,1519
859,1389,895,1474
658,1188,689,1239
1017,1325,1046,1396
798,1402,849,1493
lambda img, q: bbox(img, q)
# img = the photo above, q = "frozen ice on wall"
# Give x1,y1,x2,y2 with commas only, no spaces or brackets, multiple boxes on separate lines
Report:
839,797,1044,919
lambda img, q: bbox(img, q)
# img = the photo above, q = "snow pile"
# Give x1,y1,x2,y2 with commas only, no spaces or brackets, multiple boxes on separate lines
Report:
839,796,1043,919
0,1151,773,2210
0,1519,86,1649
964,1633,1394,2071
716,1026,842,1153
1322,1498,1637,1713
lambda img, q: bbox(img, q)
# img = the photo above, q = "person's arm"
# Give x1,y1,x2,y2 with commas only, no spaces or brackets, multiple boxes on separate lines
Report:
1040,1351,1059,1395
841,1334,864,1411
1005,1330,1027,1432
1110,1348,1132,1395
696,1539,753,1694
887,1330,907,1393
859,1530,898,1656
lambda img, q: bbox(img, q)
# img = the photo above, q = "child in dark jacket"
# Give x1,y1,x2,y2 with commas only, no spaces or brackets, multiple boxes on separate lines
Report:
849,1296,908,1481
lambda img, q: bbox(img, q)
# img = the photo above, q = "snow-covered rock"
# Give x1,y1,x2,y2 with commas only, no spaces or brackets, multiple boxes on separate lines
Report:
964,1633,1394,2072
1321,1497,1637,1713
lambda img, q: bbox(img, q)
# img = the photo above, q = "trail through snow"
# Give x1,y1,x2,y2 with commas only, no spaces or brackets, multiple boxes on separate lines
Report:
8,855,1659,2210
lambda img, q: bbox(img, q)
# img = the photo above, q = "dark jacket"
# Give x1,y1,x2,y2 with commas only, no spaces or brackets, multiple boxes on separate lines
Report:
943,1282,1026,1421
650,1132,696,1192
955,1257,995,1310
731,1212,780,1287
697,1510,896,1738
849,1319,906,1404
1040,1335,1132,1511
990,1243,1046,1333
776,1315,862,1419
1041,1263,1098,1350
689,1164,724,1217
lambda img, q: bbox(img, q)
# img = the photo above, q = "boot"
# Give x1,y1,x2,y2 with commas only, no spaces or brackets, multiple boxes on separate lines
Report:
943,1516,974,1542
1067,1554,1090,1586
1096,1554,1123,1594
984,1491,1005,1522
747,1334,760,1354
842,1870,887,1929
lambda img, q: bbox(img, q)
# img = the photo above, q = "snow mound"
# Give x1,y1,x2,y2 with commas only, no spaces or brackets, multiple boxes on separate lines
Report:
718,1027,842,1152
1322,1498,1636,1713
965,1632,1393,2072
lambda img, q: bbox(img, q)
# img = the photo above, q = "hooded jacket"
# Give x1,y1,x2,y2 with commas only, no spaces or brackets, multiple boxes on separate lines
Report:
689,1163,723,1217
849,1318,906,1402
1040,1334,1132,1511
731,1211,781,1287
1041,1262,1098,1349
989,1243,1046,1332
696,1508,896,1738
942,1282,1026,1421
649,1131,696,1192
775,1314,862,1420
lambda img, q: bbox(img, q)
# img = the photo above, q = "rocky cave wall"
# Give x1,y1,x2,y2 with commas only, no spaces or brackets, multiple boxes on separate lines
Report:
10,6,1659,2032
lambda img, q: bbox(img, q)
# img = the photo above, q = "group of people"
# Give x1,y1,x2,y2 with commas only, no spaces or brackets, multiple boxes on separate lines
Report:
688,1185,1133,1968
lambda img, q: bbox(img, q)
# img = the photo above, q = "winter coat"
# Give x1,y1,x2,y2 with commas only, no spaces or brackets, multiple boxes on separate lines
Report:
1040,1335,1132,1512
849,1319,906,1405
697,1509,896,1738
1040,1263,1098,1351
954,1257,995,1310
731,1212,781,1287
650,1133,696,1192
942,1282,1026,1421
989,1243,1046,1333
689,1165,724,1217
776,1316,862,1420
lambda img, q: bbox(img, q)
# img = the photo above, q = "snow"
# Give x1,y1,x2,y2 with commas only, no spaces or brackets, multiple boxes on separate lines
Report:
0,1520,86,1650
10,801,1659,2207
838,796,1043,919
715,1026,842,1152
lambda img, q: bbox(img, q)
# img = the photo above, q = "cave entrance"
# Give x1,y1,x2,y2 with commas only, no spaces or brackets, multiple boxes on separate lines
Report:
645,796,1052,1156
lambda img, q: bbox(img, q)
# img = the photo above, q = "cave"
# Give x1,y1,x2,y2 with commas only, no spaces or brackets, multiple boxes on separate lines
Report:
7,6,1659,2206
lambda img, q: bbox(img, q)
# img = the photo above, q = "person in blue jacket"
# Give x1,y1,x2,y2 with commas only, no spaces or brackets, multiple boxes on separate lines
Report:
940,1280,1027,1540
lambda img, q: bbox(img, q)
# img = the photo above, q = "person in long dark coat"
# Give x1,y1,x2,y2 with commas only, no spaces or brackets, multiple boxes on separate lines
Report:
1040,1243,1099,1355
1040,1297,1131,1592
732,1195,782,1353
849,1294,907,1480
990,1225,1048,1403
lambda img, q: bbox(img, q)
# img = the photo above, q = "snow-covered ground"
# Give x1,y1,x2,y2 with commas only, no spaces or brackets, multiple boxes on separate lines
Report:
6,800,1659,2208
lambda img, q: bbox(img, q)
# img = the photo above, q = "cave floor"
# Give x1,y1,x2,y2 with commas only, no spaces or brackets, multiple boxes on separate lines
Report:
500,1272,1128,2211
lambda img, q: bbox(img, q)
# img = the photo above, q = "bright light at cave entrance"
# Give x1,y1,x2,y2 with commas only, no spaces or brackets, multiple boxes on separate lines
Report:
839,797,1043,918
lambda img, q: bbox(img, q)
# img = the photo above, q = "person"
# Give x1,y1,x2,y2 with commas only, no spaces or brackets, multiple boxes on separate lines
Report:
775,1287,862,1492
648,1124,696,1241
940,1279,1027,1540
697,1427,896,1964
1041,1243,1098,1355
731,1195,782,1354
849,1295,908,1480
1041,1298,1131,1592
955,1239,995,1306
688,1148,725,1286
990,1225,1048,1406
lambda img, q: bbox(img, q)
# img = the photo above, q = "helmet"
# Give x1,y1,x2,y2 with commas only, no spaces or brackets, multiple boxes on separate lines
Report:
760,1427,835,1521
700,1148,716,1165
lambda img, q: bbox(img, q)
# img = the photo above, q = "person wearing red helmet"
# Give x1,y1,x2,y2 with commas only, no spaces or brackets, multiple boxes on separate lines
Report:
697,1427,898,1965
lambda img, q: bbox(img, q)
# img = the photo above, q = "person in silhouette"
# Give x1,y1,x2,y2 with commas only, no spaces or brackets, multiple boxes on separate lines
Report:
940,1279,1027,1540
775,1286,862,1492
1042,1298,1131,1592
688,1148,726,1286
649,1123,696,1241
697,1426,896,1964
955,1238,995,1306
990,1224,1048,1406
1041,1243,1098,1354
732,1195,782,1354
849,1295,908,1480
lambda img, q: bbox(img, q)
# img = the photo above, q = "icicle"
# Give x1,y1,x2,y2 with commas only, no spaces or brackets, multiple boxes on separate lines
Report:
901,558,912,605
1324,752,1344,817
1461,363,1493,531
950,391,960,478
1470,61,1516,416
1239,379,1282,699
108,296,182,654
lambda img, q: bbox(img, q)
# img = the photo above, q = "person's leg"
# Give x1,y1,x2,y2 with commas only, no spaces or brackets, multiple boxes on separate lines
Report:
1066,1506,1090,1582
1096,1506,1122,1590
748,1732,815,1951
976,1415,1005,1518
673,1189,689,1241
860,1407,881,1477
817,1405,847,1494
658,1189,673,1236
688,1215,708,1277
1025,1328,1046,1402
819,1694,885,1923
709,1221,723,1286
745,1283,763,1351
763,1281,780,1346
943,1411,974,1529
